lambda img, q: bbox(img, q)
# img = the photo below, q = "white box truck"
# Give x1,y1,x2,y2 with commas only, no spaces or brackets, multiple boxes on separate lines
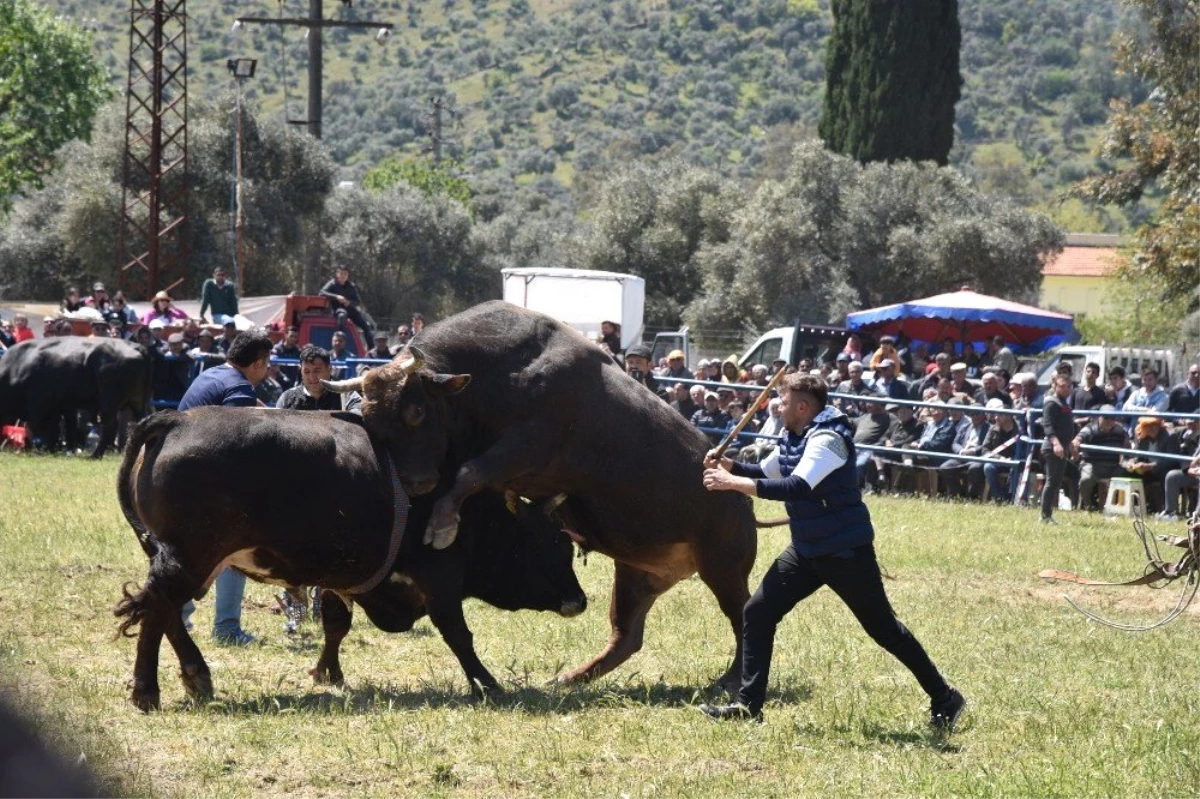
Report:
501,267,646,351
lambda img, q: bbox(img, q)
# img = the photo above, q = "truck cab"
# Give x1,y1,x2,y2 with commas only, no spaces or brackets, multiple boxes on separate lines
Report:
738,323,853,370
1034,345,1182,390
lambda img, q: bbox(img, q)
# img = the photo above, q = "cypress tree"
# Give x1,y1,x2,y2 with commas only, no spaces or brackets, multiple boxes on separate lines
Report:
819,0,962,166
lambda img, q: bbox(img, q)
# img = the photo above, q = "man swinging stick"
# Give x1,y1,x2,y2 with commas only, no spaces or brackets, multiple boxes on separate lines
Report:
699,372,966,729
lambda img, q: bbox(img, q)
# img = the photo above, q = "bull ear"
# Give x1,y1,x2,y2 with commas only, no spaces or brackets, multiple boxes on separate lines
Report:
427,373,471,395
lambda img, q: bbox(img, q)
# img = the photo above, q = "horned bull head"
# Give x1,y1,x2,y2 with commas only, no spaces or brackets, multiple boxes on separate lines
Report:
322,345,471,496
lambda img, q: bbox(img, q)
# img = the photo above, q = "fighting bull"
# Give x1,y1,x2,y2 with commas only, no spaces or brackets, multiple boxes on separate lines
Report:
324,301,757,691
0,337,152,457
114,407,586,710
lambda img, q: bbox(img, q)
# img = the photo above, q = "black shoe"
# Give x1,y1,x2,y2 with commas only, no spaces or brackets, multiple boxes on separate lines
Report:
698,702,762,723
930,687,966,731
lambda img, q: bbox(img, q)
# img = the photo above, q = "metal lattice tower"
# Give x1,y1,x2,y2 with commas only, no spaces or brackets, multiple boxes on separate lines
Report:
118,0,189,301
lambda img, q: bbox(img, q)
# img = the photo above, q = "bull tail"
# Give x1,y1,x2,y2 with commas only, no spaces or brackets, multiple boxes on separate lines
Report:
116,411,180,559
114,580,150,639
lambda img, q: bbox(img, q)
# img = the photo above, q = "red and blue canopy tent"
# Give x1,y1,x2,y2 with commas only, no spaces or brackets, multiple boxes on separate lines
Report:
844,287,1076,355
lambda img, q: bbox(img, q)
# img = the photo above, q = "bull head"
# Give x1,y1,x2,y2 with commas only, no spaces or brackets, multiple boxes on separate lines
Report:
322,346,426,395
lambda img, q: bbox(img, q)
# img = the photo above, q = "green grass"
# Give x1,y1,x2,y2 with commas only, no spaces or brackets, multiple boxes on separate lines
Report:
1,454,1197,797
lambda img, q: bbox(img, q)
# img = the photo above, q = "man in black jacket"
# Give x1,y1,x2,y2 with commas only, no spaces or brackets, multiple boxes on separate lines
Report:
1072,406,1130,511
1167,364,1200,414
1040,375,1078,523
319,265,374,341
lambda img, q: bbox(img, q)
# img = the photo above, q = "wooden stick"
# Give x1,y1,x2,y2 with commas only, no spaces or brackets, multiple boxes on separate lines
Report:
713,366,790,459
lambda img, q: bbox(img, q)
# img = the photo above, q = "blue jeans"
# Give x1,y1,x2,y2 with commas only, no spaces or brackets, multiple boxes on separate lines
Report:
180,568,248,636
983,462,1014,501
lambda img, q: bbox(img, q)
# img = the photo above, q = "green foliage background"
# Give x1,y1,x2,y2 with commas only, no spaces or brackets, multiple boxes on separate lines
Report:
39,0,1149,231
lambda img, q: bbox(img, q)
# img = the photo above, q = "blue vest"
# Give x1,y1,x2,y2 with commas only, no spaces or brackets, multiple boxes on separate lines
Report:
774,410,874,558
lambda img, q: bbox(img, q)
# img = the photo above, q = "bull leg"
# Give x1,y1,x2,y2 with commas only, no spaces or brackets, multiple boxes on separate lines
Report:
697,546,754,696
92,412,118,459
424,585,502,698
129,608,168,712
427,430,555,549
311,593,353,686
163,613,212,702
558,562,676,685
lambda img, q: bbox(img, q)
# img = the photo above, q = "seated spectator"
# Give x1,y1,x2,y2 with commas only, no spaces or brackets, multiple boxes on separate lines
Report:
411,312,426,336
748,363,769,386
721,399,756,459
390,324,412,356
842,331,864,362
915,353,951,399
276,345,344,411
216,320,239,354
152,333,193,406
868,335,898,371
936,377,955,403
949,361,975,396
1072,406,1131,511
852,397,892,491
179,319,202,351
1167,363,1200,414
1158,418,1200,519
0,318,12,349
84,282,110,313
141,291,189,326
871,358,908,400
1011,373,1041,411
974,370,1012,409
832,351,852,386
719,355,742,384
108,292,138,325
61,286,84,313
691,391,731,446
671,383,700,420
942,400,990,498
770,357,787,376
271,326,301,389
319,265,374,341
967,399,1021,501
1105,365,1133,408
1072,362,1107,413
1123,367,1168,412
662,350,691,381
907,400,955,465
963,346,982,378
910,342,931,378
189,328,225,373
367,331,393,361
835,361,875,417
741,397,784,464
10,313,34,344
703,358,722,385
133,324,161,352
1120,416,1180,513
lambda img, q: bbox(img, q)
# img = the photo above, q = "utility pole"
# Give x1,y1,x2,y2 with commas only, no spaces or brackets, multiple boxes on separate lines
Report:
430,96,443,165
234,3,393,291
228,58,257,298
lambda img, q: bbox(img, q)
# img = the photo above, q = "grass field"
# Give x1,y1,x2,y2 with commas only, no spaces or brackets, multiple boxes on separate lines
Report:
1,454,1197,797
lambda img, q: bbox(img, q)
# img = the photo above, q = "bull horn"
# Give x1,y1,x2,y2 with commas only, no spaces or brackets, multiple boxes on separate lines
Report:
321,377,364,394
397,345,426,375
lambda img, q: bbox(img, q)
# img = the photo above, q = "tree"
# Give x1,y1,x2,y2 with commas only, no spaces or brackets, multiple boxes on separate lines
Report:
362,156,475,209
0,0,111,212
820,0,962,165
1073,0,1199,307
683,142,1063,332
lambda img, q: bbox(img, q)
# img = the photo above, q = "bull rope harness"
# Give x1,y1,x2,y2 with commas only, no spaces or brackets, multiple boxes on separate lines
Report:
343,450,411,597
1038,505,1200,631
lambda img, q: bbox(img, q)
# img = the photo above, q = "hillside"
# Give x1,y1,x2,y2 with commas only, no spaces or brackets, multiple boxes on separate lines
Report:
48,0,1143,229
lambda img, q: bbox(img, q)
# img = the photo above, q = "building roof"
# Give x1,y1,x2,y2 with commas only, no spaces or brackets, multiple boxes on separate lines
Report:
1042,235,1122,278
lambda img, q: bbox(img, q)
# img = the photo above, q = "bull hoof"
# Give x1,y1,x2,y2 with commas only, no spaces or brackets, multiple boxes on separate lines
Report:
555,668,592,685
469,680,505,701
309,665,345,686
179,663,213,700
714,672,740,698
130,684,161,713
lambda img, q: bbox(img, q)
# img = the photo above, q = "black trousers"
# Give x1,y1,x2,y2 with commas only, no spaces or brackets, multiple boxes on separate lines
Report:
333,305,374,342
737,543,950,714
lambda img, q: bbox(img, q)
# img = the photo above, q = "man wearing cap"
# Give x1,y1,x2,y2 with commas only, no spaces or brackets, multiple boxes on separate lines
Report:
84,282,110,313
624,343,660,395
367,331,393,361
177,330,274,646
691,391,731,446
319,265,374,341
871,358,908,400
699,373,965,728
189,328,224,373
662,349,691,381
949,362,975,397
199,267,239,325
969,399,1021,501
832,352,852,388
1072,406,1131,511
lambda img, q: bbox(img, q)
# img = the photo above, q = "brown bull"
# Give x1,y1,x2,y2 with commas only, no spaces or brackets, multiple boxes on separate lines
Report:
325,301,757,690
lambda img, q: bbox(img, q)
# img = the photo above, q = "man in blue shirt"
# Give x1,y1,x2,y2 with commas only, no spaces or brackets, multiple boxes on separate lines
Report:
177,330,273,646
697,373,965,730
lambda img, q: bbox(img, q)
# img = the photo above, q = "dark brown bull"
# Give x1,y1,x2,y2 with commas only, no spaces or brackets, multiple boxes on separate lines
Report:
114,407,586,710
325,301,757,690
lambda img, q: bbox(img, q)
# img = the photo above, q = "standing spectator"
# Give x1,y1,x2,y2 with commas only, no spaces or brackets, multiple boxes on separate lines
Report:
319,265,374,341
1072,407,1130,511
703,359,722,385
671,383,700,421
990,336,1018,377
198,267,239,325
329,331,351,377
698,374,964,728
691,391,731,446
1071,362,1107,413
10,313,34,344
271,327,302,389
179,319,202,351
598,320,622,358
0,318,12,349
189,329,224,373
842,331,864,362
256,364,285,407
177,330,274,647
852,398,893,491
1160,442,1200,521
1167,364,1200,414
141,291,189,326
1105,366,1133,409
411,312,426,336
1120,416,1179,513
277,345,343,411
770,357,788,376
390,324,412,355
1040,375,1078,523
151,333,192,406
84,282,110,313
367,331,393,361
1123,367,1168,412
871,359,908,400
61,286,84,313
742,397,785,464
216,320,238,354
